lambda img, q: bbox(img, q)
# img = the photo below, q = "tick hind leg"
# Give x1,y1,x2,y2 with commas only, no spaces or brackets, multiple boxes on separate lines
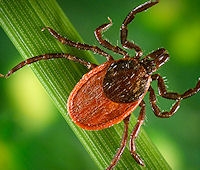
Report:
0,53,97,78
129,100,146,166
149,74,200,118
106,115,131,170
107,101,146,169
120,0,159,58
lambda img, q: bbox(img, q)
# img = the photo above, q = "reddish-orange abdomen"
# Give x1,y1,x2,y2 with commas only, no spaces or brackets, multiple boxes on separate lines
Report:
67,61,151,130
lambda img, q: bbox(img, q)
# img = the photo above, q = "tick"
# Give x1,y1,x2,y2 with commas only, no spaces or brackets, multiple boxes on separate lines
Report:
1,0,200,169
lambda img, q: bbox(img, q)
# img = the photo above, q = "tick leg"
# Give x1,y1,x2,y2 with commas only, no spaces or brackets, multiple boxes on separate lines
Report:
149,74,200,118
149,85,180,118
106,115,131,170
0,53,97,78
120,0,159,58
129,100,145,166
95,17,128,58
42,27,113,61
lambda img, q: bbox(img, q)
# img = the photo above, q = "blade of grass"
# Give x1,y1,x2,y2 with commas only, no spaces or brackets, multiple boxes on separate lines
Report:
1,0,171,169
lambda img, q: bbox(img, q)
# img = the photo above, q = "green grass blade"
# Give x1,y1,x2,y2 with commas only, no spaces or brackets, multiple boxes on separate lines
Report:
1,0,171,169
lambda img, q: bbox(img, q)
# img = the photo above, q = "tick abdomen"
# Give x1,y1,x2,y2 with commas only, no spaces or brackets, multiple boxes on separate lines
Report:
103,59,150,103
67,61,147,130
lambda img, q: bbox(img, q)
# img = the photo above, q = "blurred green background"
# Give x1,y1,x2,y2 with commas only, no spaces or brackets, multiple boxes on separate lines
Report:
0,0,200,169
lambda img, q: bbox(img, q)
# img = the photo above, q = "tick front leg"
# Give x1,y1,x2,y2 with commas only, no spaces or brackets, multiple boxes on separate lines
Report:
149,74,200,118
94,18,127,58
120,0,159,58
106,115,131,170
42,27,112,61
129,100,146,166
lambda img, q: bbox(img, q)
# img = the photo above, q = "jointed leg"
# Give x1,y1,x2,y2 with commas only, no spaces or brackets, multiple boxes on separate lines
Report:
0,53,97,78
120,0,159,58
94,18,128,57
149,74,200,118
129,100,146,166
106,115,131,170
149,86,181,118
42,27,113,61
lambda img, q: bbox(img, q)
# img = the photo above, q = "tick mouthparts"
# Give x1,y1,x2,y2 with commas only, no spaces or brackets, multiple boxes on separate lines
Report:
155,49,169,68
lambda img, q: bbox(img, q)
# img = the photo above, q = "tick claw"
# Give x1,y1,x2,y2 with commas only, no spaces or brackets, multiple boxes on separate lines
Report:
107,17,112,24
41,27,45,32
197,79,200,90
131,152,145,166
41,26,49,32
0,73,5,78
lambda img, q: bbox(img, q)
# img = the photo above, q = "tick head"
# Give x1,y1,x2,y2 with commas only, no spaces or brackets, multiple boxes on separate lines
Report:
141,48,169,74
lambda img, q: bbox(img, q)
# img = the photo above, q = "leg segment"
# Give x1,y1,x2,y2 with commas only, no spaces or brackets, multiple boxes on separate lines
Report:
149,85,181,118
94,18,128,57
149,74,200,118
129,100,146,166
106,115,131,170
0,53,97,78
120,0,159,58
42,27,113,61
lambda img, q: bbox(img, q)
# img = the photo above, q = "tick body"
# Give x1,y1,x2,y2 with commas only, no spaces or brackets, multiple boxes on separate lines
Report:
1,0,200,169
68,58,151,130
